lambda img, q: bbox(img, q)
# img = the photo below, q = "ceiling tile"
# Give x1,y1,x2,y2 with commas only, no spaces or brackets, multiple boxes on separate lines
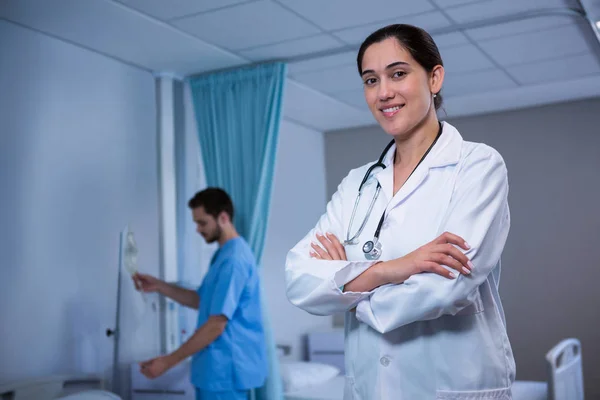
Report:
3,0,599,127
292,65,362,94
238,35,342,62
507,53,600,85
431,0,489,8
172,0,320,50
465,15,573,41
0,0,247,76
329,89,369,110
276,0,435,31
432,32,470,48
440,44,495,74
113,0,252,21
443,74,600,119
332,11,452,45
443,69,517,97
480,24,592,67
444,0,574,24
284,80,375,131
288,50,357,75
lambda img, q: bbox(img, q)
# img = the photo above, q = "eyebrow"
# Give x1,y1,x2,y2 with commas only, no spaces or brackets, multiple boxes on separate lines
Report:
361,61,409,77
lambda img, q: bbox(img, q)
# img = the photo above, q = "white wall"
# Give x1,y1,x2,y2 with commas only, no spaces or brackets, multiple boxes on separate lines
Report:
174,81,217,348
0,21,160,397
261,120,333,361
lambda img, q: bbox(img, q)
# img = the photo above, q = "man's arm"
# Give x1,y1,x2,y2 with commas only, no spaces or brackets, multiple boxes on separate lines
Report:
139,315,226,379
133,273,199,309
158,282,200,310
168,315,227,364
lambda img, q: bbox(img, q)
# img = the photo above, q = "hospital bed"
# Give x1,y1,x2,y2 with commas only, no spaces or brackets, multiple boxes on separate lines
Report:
282,332,584,400
284,375,345,400
0,365,195,400
282,331,345,400
0,375,121,400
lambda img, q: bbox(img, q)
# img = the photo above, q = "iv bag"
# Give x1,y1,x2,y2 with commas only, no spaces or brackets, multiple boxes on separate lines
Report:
123,231,138,276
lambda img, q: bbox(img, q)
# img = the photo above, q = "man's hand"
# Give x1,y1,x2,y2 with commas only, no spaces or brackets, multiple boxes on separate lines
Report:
132,273,164,293
139,355,176,379
309,232,347,261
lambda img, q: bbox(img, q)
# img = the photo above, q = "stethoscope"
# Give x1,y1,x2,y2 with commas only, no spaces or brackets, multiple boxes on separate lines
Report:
344,123,443,260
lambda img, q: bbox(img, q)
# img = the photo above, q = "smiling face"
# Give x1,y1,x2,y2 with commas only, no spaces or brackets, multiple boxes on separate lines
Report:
360,37,444,138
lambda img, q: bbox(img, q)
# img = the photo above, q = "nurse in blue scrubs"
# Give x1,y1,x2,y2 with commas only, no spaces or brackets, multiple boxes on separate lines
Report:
135,188,268,400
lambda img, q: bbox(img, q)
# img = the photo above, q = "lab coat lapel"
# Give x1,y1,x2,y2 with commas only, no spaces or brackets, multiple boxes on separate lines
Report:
381,122,463,212
374,164,394,203
373,142,396,203
386,163,431,211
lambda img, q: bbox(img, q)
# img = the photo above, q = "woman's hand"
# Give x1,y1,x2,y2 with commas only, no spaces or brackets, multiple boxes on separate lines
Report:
309,232,347,261
307,231,471,295
382,231,473,284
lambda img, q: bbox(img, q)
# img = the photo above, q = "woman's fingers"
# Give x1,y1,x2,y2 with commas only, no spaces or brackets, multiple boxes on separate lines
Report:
430,253,470,275
326,232,347,261
437,244,473,271
309,232,347,261
427,240,473,272
420,261,457,279
311,241,331,260
316,233,341,260
434,231,470,251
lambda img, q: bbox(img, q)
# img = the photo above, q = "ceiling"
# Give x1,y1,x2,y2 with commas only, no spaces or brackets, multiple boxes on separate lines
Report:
2,0,600,131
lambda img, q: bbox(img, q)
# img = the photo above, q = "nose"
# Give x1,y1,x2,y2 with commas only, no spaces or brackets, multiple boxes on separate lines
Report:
377,78,393,101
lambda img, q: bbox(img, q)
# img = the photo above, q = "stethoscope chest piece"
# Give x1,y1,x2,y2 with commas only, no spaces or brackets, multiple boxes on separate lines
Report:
362,239,382,260
347,122,443,261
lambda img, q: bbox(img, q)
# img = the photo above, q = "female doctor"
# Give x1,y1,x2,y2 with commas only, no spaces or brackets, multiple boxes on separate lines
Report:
285,24,516,399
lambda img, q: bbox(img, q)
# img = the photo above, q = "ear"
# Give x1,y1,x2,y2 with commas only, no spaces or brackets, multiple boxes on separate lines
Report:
218,211,230,225
429,65,444,96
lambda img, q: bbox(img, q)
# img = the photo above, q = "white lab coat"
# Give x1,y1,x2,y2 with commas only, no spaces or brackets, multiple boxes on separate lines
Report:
285,122,516,399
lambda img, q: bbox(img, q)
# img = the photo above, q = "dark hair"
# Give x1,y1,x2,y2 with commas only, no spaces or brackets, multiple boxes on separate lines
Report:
357,24,444,110
188,187,234,221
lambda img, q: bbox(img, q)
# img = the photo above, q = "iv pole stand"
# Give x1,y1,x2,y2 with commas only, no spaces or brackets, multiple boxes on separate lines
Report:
106,226,127,394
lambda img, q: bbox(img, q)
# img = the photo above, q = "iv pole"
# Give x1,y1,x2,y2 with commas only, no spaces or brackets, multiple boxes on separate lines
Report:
106,226,128,394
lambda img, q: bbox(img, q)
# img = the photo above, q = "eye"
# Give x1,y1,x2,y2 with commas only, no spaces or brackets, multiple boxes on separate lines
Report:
363,77,377,86
392,71,406,79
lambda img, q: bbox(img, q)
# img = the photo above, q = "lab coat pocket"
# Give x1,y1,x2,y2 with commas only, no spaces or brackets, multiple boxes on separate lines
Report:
436,387,511,400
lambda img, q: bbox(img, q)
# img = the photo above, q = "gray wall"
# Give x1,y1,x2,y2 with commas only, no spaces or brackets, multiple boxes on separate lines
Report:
0,20,161,398
325,98,600,398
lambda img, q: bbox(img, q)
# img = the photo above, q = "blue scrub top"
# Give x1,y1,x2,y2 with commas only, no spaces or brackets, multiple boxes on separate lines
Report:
191,237,268,391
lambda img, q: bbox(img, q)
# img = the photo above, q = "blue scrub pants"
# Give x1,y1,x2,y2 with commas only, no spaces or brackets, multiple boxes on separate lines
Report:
195,388,249,400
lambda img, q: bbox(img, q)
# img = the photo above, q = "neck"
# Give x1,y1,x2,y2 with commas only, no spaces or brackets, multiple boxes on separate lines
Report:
218,226,239,246
393,113,440,168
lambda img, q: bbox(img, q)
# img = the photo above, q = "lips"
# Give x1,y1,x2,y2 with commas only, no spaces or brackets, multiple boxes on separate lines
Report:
380,104,404,118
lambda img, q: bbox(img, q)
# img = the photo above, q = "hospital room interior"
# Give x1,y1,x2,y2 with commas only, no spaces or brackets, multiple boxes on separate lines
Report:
1,0,600,399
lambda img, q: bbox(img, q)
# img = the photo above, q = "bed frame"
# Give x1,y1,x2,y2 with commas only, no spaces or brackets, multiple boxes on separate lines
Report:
306,330,345,374
0,375,109,400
